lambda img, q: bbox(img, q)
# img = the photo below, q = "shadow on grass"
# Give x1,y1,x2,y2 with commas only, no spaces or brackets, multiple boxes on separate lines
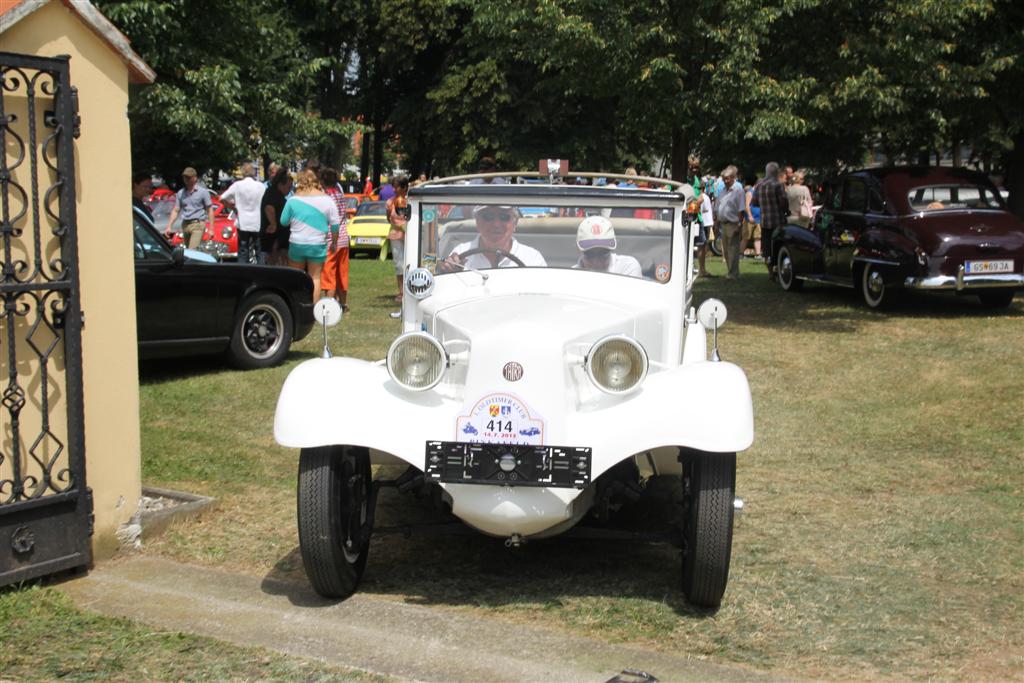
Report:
260,487,716,619
138,349,318,384
693,269,1022,334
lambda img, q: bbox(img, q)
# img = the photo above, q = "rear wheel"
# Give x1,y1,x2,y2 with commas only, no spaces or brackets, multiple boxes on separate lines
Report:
679,449,735,608
977,290,1016,309
776,246,803,291
297,446,372,598
860,264,892,309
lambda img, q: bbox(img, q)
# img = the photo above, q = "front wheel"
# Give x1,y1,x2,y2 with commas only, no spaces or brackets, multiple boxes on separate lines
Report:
679,449,735,608
227,292,293,368
776,246,803,291
297,446,372,598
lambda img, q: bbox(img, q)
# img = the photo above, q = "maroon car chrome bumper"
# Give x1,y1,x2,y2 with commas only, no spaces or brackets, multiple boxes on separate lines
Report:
905,265,1024,291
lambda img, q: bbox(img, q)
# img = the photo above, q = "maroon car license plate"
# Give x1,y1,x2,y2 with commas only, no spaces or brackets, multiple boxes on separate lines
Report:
965,259,1013,274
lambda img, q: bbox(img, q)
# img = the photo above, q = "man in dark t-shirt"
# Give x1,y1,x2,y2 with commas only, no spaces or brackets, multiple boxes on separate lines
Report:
131,171,153,221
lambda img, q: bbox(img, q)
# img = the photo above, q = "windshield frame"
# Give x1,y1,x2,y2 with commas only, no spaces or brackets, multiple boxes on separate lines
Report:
411,185,689,285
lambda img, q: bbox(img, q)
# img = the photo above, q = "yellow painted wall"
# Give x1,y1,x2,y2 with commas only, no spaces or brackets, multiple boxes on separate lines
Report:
3,1,142,559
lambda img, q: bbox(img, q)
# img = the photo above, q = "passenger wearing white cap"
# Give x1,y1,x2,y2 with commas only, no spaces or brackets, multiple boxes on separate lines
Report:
574,216,642,277
440,205,546,271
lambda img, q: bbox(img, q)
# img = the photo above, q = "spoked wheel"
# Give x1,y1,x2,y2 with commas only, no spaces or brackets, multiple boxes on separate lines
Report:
679,448,735,609
860,264,892,309
297,445,372,598
776,246,803,291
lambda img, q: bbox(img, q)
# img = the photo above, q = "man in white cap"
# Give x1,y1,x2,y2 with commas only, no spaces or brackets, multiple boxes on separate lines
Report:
574,216,642,277
440,205,546,271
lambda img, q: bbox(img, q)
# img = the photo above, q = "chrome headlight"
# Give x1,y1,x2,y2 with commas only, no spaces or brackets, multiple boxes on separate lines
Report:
221,225,233,239
585,335,648,394
386,332,447,391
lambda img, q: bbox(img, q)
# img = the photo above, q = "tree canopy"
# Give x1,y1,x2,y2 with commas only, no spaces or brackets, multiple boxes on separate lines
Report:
99,0,1022,211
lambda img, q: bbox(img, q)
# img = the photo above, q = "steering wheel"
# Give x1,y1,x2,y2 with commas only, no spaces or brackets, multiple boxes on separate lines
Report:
453,247,526,267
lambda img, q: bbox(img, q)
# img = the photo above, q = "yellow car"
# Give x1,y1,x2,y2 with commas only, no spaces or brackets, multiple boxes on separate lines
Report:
347,200,391,260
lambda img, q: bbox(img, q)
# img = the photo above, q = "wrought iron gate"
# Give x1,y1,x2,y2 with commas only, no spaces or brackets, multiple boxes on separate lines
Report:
0,52,90,587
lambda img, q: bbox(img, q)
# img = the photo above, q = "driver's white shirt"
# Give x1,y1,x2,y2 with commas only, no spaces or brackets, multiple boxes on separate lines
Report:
451,237,547,269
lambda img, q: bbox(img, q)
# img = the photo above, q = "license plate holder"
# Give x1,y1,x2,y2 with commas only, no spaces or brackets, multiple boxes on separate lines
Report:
965,259,1013,274
354,237,381,245
424,441,591,488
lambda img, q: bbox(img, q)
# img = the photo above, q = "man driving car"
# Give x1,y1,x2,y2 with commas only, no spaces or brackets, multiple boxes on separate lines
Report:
440,205,546,271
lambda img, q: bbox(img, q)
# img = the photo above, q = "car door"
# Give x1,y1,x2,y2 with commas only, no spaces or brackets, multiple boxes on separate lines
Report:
824,176,867,278
134,217,224,347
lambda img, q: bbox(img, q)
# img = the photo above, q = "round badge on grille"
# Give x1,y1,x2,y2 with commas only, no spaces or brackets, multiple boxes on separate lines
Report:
502,362,524,382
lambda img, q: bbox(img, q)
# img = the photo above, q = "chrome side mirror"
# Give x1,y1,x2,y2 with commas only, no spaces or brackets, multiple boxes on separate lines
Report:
697,298,728,362
313,298,343,358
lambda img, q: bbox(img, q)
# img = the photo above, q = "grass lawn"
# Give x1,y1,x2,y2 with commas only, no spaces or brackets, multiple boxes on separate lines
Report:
14,253,1022,680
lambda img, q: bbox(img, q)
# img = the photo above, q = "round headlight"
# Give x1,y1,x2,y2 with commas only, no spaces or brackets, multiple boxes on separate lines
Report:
386,332,447,391
221,226,233,239
585,335,648,394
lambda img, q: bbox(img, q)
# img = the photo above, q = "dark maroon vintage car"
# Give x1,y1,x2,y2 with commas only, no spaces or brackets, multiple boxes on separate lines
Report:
774,167,1023,309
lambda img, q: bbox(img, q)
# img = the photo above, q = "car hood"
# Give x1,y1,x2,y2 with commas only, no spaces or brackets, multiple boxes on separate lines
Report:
430,293,664,360
904,211,1024,255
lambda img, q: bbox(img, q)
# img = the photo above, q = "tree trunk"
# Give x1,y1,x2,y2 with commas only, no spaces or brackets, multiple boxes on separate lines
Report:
670,126,689,182
1007,131,1024,220
359,128,371,186
372,112,384,189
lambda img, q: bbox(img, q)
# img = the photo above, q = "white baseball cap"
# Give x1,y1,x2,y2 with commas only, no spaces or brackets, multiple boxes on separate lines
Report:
576,216,617,251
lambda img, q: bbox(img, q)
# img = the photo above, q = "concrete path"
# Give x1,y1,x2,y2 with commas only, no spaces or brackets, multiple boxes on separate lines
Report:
60,556,793,683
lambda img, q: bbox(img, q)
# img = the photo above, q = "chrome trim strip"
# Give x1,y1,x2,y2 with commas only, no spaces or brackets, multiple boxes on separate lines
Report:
904,273,1024,290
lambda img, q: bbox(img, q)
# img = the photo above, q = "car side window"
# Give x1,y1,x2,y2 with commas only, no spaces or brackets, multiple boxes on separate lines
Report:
830,183,843,210
133,219,172,262
842,179,866,212
867,187,885,213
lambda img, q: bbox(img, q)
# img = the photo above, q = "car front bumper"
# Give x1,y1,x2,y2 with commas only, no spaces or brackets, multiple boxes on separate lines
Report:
905,265,1024,291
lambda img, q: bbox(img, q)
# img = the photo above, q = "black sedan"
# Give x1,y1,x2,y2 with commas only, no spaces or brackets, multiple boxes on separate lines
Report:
133,213,314,368
773,167,1023,309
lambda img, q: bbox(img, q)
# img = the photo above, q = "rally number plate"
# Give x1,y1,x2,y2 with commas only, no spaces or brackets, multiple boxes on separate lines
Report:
424,441,591,489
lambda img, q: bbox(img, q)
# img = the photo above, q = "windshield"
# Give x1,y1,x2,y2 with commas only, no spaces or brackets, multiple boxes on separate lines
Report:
908,184,1004,211
419,203,676,282
356,201,387,217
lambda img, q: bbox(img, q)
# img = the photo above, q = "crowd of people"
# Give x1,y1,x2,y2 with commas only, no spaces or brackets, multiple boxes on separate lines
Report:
694,160,817,281
136,156,821,314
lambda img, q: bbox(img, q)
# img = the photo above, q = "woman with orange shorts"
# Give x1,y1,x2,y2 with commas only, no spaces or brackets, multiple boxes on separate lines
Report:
319,167,351,311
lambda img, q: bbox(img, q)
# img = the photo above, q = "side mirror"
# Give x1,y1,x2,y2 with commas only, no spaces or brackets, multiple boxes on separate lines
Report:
172,244,186,265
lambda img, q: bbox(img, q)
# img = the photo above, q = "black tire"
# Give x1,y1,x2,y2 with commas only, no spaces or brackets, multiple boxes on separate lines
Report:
679,449,735,608
776,246,803,292
977,290,1016,309
297,446,372,598
227,291,293,369
860,264,891,309
707,231,723,257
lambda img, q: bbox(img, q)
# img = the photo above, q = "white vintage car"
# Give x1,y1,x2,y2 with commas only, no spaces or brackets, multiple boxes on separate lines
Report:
275,172,754,608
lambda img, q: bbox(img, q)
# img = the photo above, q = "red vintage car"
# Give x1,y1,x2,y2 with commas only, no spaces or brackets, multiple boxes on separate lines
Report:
148,192,241,261
773,167,1023,309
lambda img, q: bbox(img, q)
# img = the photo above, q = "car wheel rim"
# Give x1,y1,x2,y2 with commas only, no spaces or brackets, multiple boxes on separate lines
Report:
242,304,284,359
779,251,793,287
865,269,885,305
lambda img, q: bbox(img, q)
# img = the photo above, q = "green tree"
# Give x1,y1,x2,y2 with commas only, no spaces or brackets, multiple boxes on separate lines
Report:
96,0,353,181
